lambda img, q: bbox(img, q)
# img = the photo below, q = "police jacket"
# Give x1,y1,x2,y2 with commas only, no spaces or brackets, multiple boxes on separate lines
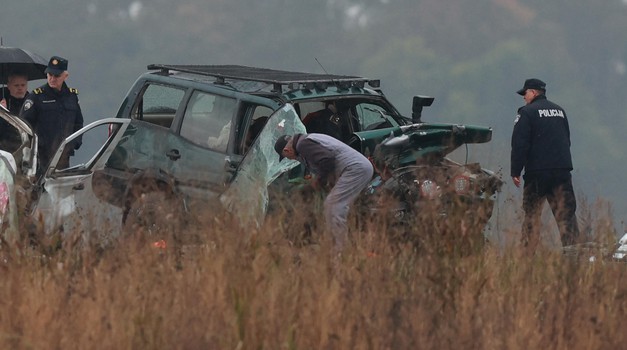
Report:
510,94,573,177
20,82,84,165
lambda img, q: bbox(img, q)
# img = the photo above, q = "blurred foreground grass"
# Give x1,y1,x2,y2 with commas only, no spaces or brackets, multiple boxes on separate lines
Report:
0,203,626,350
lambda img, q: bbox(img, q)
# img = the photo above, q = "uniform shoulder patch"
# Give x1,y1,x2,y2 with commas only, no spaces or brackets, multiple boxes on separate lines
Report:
514,114,520,124
69,87,79,95
23,99,33,111
33,88,43,94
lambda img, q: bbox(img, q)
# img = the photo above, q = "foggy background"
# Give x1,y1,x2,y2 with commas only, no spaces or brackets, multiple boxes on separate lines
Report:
2,0,626,234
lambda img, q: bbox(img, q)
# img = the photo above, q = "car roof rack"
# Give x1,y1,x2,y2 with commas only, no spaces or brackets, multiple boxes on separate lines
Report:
147,64,380,93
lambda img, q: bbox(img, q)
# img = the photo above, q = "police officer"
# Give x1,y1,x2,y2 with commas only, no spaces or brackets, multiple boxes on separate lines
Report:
275,133,374,253
511,78,580,252
20,55,84,172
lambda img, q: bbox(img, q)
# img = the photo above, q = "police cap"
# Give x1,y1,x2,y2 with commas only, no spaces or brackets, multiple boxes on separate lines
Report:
45,56,68,75
516,78,546,96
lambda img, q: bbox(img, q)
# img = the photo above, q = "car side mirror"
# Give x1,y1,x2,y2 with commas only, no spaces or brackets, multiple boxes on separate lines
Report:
411,95,435,123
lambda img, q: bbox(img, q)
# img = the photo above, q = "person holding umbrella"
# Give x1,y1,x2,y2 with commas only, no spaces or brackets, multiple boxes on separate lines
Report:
0,46,47,108
0,46,46,147
20,55,84,172
0,71,29,149
1,70,29,115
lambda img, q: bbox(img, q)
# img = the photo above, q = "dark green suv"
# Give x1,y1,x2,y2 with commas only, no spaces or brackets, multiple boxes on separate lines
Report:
84,64,501,242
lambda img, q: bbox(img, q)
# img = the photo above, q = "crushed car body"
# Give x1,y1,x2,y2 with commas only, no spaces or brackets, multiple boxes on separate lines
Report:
3,64,504,250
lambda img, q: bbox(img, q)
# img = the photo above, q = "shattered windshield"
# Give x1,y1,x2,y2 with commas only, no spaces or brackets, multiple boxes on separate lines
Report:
220,103,306,226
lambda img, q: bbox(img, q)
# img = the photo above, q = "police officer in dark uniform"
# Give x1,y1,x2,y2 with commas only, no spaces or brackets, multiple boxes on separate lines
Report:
20,55,84,173
511,78,580,252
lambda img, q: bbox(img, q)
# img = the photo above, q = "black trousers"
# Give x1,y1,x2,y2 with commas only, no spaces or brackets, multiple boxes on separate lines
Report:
522,170,580,249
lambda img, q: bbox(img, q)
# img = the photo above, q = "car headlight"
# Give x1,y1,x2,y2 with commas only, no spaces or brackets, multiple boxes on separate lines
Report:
452,175,471,195
419,180,440,200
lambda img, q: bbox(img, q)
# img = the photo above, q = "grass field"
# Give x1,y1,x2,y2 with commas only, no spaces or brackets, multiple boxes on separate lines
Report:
1,196,625,350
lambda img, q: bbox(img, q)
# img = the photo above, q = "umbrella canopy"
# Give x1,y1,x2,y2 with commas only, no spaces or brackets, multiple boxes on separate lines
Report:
0,46,48,84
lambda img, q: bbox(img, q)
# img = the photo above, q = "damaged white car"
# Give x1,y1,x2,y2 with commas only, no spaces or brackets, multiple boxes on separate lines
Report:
0,105,37,239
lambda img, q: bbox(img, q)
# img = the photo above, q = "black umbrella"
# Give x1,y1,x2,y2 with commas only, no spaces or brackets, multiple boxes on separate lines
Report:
0,46,48,84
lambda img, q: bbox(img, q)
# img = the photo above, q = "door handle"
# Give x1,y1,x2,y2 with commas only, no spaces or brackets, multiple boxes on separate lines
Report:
73,183,85,191
166,149,181,160
225,157,239,175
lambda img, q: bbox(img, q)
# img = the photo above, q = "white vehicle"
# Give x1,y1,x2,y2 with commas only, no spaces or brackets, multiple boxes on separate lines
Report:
0,149,18,235
612,233,627,261
0,105,37,241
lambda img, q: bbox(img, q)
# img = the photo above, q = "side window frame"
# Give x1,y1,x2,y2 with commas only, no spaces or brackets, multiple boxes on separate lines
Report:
236,103,274,155
178,90,238,152
130,83,187,129
352,102,398,131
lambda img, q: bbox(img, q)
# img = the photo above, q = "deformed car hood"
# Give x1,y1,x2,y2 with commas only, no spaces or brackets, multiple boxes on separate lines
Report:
352,122,493,167
220,108,494,227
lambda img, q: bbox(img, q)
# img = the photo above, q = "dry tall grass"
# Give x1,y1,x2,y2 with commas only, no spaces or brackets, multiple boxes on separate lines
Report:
1,201,625,350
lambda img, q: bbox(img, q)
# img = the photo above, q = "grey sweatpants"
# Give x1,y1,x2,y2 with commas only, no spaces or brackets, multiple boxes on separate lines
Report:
324,157,374,252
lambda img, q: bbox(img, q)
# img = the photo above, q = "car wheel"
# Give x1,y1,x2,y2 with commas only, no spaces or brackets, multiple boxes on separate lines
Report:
123,191,182,250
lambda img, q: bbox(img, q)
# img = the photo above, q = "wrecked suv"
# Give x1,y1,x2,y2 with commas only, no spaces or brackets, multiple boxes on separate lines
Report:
28,65,502,247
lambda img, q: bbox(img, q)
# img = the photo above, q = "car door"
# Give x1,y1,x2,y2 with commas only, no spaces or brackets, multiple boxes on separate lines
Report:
168,90,239,201
220,103,307,227
34,118,131,243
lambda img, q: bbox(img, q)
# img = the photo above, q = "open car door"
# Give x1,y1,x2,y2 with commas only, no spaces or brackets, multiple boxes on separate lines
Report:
220,103,306,227
34,118,131,244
